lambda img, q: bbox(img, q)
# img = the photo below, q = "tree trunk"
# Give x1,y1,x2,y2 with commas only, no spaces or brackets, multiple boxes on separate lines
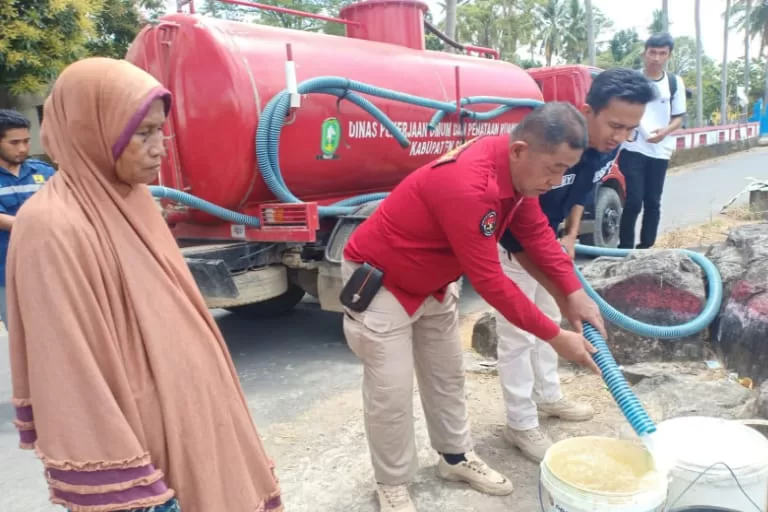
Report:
662,0,669,32
720,0,731,126
585,0,595,66
445,0,457,53
546,40,553,67
695,0,704,127
745,0,752,98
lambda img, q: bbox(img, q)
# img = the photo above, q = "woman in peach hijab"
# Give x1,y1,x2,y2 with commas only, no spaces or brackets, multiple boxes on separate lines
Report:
6,57,282,512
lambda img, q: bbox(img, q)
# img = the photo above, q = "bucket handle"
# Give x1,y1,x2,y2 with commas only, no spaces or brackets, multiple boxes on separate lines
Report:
666,461,763,511
735,418,768,429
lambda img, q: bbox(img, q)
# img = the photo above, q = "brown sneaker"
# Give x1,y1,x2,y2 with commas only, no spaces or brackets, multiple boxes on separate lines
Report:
436,451,514,496
376,483,416,512
538,398,594,422
503,426,552,463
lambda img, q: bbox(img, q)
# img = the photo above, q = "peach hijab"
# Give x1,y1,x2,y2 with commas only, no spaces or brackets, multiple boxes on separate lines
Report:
7,57,282,512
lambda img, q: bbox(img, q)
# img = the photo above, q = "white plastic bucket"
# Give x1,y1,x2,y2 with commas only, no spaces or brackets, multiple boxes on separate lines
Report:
539,436,668,511
652,416,768,511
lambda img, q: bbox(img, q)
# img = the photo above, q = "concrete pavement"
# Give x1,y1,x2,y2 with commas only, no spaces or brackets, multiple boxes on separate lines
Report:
0,148,766,511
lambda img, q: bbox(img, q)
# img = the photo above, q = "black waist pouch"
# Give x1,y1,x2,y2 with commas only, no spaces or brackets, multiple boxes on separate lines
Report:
340,262,384,312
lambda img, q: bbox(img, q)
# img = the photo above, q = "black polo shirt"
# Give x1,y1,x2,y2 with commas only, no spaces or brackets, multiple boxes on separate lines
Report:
500,147,619,253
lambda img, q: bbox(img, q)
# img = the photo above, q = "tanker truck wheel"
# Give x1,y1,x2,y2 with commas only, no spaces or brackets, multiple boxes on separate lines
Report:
580,186,622,248
225,285,306,317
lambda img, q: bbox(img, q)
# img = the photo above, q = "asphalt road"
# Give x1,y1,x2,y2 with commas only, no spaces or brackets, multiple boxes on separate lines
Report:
658,149,765,232
0,148,766,511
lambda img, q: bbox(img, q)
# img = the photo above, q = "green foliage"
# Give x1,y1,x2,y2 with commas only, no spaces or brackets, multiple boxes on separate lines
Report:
0,0,164,94
603,29,640,66
86,0,164,59
518,57,543,69
0,0,100,94
424,11,444,52
648,8,669,36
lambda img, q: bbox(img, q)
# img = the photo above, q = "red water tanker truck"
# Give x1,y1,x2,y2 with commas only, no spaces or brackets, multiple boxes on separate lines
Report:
126,0,626,315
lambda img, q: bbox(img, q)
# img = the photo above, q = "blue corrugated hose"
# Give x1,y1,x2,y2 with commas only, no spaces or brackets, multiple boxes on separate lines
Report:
573,244,723,437
255,76,543,216
148,76,724,439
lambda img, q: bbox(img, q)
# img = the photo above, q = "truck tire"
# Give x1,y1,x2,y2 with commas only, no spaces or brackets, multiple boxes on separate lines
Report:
581,186,622,248
225,285,306,317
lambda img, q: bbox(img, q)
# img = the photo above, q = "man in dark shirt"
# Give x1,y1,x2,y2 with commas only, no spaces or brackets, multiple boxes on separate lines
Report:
342,102,606,512
496,68,656,463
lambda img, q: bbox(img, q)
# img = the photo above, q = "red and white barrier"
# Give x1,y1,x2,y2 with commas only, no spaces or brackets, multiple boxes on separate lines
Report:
673,122,760,151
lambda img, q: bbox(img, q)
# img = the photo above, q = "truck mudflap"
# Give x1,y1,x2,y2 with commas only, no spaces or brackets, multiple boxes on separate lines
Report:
185,257,239,299
181,242,289,309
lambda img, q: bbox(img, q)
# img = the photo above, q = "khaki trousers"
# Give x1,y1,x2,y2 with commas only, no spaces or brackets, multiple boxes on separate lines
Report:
341,260,473,485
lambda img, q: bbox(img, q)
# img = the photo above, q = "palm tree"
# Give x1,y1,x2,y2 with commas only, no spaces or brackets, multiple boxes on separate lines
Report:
721,0,731,125
534,0,570,66
695,0,704,127
727,0,768,56
562,0,587,62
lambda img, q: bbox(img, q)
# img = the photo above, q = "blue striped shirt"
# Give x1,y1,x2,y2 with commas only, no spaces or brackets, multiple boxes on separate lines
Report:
0,159,56,286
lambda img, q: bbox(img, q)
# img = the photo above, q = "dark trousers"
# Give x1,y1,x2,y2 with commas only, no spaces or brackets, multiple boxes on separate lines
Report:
618,150,669,249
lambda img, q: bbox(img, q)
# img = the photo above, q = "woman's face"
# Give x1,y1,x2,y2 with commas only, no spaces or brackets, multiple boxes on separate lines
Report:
115,99,167,186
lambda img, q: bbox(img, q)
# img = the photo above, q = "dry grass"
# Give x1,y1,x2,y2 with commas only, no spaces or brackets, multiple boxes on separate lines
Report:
655,204,765,249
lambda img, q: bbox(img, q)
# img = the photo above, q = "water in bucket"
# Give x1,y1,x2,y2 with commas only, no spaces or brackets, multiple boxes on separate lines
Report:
539,436,668,511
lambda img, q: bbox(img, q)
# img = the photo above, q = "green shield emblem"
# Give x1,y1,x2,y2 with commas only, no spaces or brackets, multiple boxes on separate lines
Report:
320,118,341,158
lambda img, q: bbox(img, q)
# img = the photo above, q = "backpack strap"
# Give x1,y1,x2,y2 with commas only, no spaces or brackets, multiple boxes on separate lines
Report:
668,72,678,102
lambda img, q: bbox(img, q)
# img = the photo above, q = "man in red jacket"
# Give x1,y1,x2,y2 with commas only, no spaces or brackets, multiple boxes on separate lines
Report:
340,102,605,512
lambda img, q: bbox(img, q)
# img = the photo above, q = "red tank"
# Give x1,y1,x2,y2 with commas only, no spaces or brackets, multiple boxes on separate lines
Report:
126,0,543,225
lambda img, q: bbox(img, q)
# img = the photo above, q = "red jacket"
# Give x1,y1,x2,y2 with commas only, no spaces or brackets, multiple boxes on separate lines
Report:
344,135,582,340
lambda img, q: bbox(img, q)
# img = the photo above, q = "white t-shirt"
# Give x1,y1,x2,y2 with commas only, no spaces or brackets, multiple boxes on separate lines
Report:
622,72,687,161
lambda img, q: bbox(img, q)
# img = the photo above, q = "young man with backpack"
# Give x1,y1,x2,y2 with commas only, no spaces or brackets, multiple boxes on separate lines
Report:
618,33,687,249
